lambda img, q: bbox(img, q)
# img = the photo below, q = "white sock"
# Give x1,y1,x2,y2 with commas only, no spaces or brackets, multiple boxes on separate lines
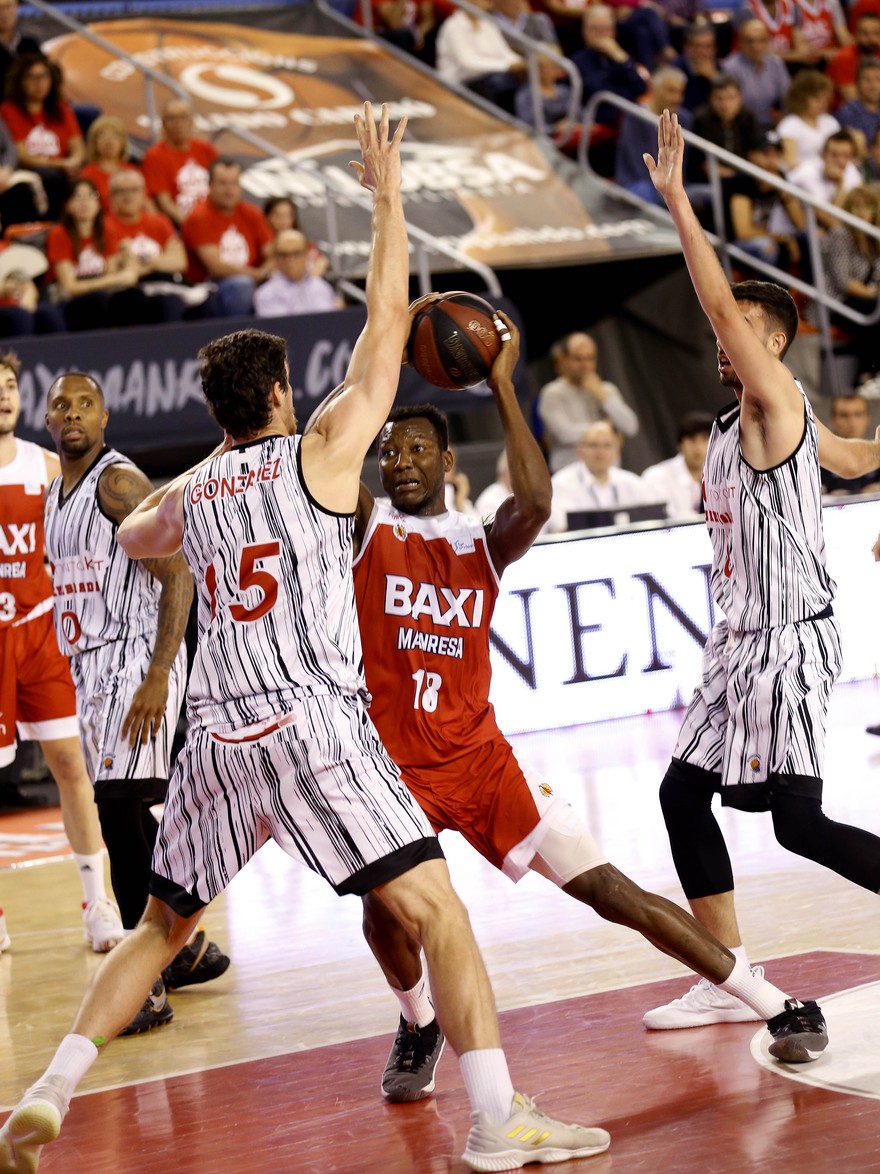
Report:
73,852,107,906
719,956,787,1019
731,944,750,967
391,974,435,1029
38,1034,99,1096
459,1049,515,1124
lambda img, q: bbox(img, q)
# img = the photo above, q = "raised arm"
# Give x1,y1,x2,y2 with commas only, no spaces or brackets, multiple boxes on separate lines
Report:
100,464,194,746
816,417,880,480
300,102,410,512
644,110,804,469
485,313,552,574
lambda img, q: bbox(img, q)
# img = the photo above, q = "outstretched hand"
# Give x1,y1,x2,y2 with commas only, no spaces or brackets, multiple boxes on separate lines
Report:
643,108,685,204
350,101,407,195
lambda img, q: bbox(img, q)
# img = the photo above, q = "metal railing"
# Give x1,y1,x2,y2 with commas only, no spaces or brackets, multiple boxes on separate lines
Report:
577,91,880,396
29,0,502,300
320,0,582,140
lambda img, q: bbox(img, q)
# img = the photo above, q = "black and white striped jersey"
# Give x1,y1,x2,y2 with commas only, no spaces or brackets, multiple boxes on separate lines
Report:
44,448,161,654
181,434,364,735
702,383,835,631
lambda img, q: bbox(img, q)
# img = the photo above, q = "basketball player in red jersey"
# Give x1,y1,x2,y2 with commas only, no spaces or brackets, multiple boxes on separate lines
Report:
0,351,124,954
349,314,829,1104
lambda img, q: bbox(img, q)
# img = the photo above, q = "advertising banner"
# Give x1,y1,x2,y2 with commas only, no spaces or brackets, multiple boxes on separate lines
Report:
43,7,680,276
489,499,880,733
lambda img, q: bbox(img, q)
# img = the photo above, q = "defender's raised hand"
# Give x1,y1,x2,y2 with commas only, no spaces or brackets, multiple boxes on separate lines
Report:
350,101,407,195
643,108,686,205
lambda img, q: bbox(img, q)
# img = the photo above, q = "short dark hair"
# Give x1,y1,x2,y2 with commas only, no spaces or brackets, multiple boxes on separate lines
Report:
198,330,288,437
46,372,105,406
710,72,742,93
382,403,449,452
677,410,715,442
208,156,241,182
0,348,21,378
823,128,856,153
731,280,798,356
858,57,880,81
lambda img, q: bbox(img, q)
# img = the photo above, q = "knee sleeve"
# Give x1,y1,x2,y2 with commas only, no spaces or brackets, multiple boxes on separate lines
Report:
771,792,880,892
659,759,734,900
96,794,155,929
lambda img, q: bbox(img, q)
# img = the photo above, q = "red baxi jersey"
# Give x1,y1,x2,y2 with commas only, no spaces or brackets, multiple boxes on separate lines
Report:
0,439,52,630
353,502,500,770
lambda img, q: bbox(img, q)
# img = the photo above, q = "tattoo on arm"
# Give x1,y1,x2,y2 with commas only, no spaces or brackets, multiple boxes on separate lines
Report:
141,553,194,672
98,465,154,525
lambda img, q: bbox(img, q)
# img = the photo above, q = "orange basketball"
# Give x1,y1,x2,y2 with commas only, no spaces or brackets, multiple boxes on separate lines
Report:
407,292,502,391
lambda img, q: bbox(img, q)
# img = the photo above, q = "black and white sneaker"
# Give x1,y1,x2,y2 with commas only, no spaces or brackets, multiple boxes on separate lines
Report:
767,1000,828,1063
381,1016,445,1102
119,978,174,1037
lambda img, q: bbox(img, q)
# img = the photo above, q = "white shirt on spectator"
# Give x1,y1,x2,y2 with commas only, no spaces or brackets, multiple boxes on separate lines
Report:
640,453,703,518
767,155,861,233
775,112,840,167
538,376,639,472
254,272,339,318
436,10,522,86
546,462,648,533
474,479,510,519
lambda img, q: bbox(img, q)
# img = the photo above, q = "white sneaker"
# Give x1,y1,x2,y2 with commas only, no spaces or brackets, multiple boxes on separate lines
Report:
461,1092,610,1171
0,1074,70,1174
82,898,124,953
0,910,10,955
643,966,766,1030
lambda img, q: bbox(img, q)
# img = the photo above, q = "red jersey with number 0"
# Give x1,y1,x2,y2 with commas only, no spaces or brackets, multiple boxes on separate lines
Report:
353,502,501,770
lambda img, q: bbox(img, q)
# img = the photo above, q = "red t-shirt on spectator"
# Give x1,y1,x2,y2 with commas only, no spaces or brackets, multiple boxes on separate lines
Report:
181,198,273,283
0,101,82,158
106,209,178,265
79,162,143,212
141,139,218,218
45,222,122,281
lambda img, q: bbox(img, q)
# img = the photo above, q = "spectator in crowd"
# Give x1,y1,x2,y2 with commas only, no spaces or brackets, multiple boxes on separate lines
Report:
45,177,153,331
721,19,791,128
820,391,880,493
837,58,880,157
659,0,712,47
78,114,141,212
546,420,649,532
435,0,527,113
181,156,274,318
474,449,512,516
615,66,696,201
610,0,676,71
728,131,802,268
827,11,880,105
263,194,330,276
863,122,880,178
514,45,579,151
789,0,853,67
770,128,861,233
537,331,639,471
527,0,587,56
492,0,558,46
0,53,84,219
141,98,218,228
689,73,758,182
812,185,880,380
739,0,801,60
0,0,39,99
674,22,721,112
367,0,438,64
0,240,64,335
640,410,714,516
253,228,342,318
106,168,211,323
0,111,45,226
571,4,650,127
776,69,840,168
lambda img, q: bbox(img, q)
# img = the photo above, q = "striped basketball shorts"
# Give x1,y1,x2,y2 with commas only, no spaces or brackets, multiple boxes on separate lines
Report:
150,694,442,917
674,614,842,791
70,634,186,796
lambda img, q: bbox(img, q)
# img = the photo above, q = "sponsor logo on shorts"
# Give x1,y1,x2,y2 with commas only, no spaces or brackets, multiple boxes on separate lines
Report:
103,755,114,770
749,755,760,772
538,782,553,797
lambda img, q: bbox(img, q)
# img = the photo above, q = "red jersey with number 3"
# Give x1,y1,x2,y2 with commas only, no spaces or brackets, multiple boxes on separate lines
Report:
353,502,501,770
0,439,52,630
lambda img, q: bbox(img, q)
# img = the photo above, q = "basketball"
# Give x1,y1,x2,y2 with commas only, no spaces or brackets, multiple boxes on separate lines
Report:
407,292,503,391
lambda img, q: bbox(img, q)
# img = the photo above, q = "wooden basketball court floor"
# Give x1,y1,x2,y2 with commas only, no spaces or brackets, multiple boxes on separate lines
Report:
3,679,880,1173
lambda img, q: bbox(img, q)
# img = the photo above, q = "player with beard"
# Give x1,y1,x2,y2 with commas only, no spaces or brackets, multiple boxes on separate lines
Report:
641,109,880,1032
340,313,832,1109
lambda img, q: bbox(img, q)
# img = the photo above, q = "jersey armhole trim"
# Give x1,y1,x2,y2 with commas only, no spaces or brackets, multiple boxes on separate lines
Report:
740,401,808,475
296,437,355,519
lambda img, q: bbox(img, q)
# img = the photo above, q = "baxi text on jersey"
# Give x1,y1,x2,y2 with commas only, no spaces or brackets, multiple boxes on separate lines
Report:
0,521,36,556
384,575,485,627
189,458,283,504
397,625,464,659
